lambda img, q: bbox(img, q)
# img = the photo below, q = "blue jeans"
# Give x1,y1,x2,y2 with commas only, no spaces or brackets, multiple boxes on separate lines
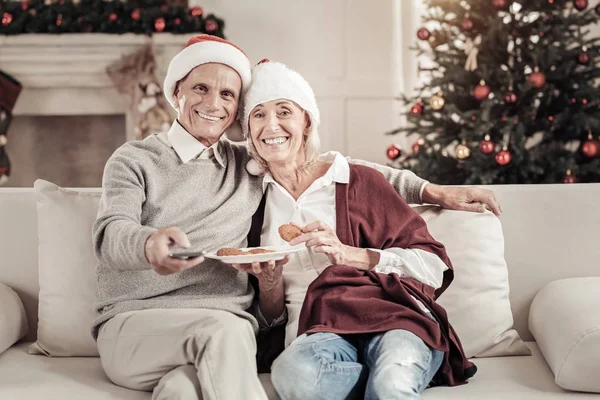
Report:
271,328,444,400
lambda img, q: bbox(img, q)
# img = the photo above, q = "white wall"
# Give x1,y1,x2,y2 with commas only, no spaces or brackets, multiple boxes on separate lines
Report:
192,0,422,164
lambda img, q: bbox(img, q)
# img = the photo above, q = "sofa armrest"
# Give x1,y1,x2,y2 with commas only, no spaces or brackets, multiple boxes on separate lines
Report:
529,277,600,393
0,282,29,355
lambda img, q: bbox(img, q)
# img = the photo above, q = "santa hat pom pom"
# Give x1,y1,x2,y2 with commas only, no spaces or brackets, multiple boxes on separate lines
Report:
246,159,266,176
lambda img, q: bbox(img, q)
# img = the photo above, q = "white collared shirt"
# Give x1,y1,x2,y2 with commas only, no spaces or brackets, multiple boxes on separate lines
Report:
260,151,448,346
158,120,225,166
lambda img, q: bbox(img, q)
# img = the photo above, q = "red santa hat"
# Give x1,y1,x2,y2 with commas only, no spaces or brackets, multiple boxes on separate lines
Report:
163,34,252,109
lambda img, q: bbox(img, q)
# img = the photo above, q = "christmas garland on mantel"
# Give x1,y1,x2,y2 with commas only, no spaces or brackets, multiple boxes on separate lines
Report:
0,0,225,37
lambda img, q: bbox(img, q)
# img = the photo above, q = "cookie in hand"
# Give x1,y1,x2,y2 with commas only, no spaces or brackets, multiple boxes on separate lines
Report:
278,224,303,242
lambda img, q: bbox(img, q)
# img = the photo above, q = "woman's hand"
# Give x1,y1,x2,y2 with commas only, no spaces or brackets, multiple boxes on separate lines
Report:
289,221,379,269
230,256,290,323
230,256,289,292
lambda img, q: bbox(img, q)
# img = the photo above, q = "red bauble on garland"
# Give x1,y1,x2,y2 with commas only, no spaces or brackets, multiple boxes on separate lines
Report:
154,17,166,32
474,80,491,101
574,0,589,10
2,12,13,26
596,3,600,14
493,0,510,10
417,27,431,41
190,6,204,17
108,13,118,22
205,20,219,32
529,68,546,88
386,144,402,160
479,135,496,155
131,8,141,21
495,149,512,165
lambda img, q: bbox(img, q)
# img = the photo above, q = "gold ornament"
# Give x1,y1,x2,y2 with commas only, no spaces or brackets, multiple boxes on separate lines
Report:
456,139,471,159
429,92,445,111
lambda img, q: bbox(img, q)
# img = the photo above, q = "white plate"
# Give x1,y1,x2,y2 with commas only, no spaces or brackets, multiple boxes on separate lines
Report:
205,245,305,264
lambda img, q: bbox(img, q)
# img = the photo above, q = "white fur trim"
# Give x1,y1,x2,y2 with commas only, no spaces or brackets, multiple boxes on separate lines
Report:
243,61,320,139
164,41,252,108
245,159,266,176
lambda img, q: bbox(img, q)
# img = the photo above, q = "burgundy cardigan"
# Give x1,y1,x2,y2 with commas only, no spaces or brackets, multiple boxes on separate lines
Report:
250,164,476,385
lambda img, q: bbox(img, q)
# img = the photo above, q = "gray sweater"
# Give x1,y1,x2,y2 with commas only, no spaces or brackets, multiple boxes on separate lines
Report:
91,134,426,339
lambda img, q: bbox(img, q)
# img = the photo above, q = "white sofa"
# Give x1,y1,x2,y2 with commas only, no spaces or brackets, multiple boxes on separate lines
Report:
1,183,599,400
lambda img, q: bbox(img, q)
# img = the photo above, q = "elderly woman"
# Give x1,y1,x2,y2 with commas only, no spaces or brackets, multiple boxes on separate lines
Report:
234,60,476,400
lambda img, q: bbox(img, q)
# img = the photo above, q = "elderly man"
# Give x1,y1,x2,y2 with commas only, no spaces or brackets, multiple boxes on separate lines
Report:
92,34,501,400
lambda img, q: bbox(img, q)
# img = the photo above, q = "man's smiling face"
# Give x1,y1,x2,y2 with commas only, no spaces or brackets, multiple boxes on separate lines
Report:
174,63,242,147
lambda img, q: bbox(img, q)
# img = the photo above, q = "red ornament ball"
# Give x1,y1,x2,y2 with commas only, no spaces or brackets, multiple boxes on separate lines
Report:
574,0,589,10
205,20,218,32
596,3,600,14
461,18,474,31
109,13,118,22
411,102,425,115
473,82,491,101
479,136,495,155
412,142,421,153
2,12,13,26
582,139,599,158
386,144,402,160
131,9,141,21
493,0,510,9
504,91,518,104
495,150,512,165
577,51,590,65
529,70,546,88
174,17,182,26
56,15,63,26
160,5,169,13
154,17,166,32
21,0,30,11
191,6,204,17
417,27,431,41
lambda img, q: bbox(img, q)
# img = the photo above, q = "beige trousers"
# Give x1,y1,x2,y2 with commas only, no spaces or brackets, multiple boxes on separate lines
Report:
97,308,268,400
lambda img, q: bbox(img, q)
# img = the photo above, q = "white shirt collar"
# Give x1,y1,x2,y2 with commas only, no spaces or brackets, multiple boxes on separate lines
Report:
166,120,225,167
262,151,350,192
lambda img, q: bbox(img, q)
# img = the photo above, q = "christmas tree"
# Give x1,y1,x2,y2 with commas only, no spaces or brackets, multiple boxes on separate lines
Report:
387,0,600,184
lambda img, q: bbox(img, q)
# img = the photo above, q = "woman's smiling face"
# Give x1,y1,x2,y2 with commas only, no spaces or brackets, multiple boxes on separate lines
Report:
248,99,310,166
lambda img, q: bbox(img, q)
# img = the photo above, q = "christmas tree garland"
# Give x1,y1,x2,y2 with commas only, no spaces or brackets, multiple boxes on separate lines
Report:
0,0,225,37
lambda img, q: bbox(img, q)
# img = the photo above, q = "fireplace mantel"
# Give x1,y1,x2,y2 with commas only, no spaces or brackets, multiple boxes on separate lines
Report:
0,33,194,118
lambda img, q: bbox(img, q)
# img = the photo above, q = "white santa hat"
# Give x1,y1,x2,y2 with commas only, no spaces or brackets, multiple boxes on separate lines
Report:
163,34,251,140
243,59,321,175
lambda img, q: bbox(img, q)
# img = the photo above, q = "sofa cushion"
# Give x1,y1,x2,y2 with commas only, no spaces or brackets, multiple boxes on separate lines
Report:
414,206,530,358
2,342,594,400
529,277,600,393
29,180,101,357
0,283,28,355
